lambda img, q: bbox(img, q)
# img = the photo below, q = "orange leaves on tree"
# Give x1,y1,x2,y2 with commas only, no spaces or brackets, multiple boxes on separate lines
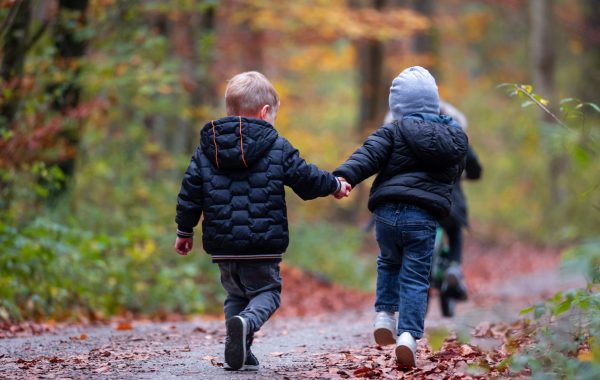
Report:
228,0,429,43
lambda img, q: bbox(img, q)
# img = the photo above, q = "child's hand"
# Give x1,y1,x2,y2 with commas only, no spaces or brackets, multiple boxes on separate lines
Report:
174,237,193,255
334,177,352,199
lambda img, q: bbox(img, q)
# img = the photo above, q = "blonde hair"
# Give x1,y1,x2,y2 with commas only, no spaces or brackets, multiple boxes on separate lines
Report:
225,71,280,117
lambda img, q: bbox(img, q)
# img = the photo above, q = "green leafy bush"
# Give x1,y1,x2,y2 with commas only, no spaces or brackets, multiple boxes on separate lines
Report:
0,215,222,321
286,222,374,290
501,86,600,379
512,283,600,379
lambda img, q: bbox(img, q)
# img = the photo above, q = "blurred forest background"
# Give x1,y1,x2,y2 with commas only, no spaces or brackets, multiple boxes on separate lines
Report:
0,0,598,321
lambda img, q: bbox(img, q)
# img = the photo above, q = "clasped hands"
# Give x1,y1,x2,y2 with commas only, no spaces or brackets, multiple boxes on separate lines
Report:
333,177,352,199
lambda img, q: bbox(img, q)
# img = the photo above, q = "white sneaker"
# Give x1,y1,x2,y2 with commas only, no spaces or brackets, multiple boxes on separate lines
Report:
373,312,396,346
395,332,417,368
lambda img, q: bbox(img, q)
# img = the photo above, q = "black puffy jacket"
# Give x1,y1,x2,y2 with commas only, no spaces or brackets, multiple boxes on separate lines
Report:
175,116,339,262
333,114,468,219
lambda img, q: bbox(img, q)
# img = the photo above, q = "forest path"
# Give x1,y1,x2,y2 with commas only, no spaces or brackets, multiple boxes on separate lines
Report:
0,264,584,379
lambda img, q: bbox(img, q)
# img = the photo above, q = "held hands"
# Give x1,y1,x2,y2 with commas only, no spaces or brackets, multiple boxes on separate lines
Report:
334,177,352,199
174,237,193,255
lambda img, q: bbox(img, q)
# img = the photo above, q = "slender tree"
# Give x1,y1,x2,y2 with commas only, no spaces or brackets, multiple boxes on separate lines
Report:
411,0,439,79
580,0,600,104
348,0,388,135
47,0,90,184
169,6,218,155
0,0,31,209
0,0,31,131
530,0,567,205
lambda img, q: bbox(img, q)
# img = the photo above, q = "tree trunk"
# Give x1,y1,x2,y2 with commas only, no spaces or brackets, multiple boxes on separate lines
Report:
531,0,555,105
344,0,391,222
169,7,217,156
530,0,567,206
411,0,439,79
350,0,388,135
47,0,89,185
580,0,600,105
0,0,31,131
0,0,31,210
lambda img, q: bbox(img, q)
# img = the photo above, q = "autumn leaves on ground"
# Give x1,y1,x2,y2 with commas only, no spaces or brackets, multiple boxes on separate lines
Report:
0,238,575,379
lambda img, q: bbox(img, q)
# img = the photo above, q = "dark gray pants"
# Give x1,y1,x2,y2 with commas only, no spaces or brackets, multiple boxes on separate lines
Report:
218,262,282,337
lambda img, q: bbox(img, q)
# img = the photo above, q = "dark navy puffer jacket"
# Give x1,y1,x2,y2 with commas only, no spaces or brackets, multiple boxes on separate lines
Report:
176,116,339,262
333,114,469,219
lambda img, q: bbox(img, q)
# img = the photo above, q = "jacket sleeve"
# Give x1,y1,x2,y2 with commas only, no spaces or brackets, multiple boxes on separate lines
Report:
465,146,482,180
333,124,395,186
175,148,204,237
282,139,340,200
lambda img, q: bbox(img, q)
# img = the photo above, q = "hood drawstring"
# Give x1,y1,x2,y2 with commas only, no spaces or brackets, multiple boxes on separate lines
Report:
211,120,220,169
239,116,248,168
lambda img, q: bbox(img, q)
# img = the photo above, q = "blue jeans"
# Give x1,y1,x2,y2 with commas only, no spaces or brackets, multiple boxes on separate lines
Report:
374,203,437,339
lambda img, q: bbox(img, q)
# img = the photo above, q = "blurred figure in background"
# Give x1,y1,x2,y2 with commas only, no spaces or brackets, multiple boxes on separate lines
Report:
433,101,482,301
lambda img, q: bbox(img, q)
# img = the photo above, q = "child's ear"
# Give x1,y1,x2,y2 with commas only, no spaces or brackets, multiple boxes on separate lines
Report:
259,104,270,120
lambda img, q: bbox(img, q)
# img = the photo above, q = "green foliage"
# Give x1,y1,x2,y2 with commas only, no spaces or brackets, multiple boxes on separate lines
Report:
502,87,600,378
426,326,450,353
466,83,600,241
512,285,600,379
0,213,221,321
286,222,374,290
562,240,600,284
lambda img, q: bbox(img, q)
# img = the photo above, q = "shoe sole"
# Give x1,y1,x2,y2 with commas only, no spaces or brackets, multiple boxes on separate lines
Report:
395,345,416,368
445,273,468,301
243,364,259,371
224,364,259,372
225,316,247,371
374,328,396,346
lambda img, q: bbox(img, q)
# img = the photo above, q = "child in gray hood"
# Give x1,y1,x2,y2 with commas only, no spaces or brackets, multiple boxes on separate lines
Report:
334,66,468,368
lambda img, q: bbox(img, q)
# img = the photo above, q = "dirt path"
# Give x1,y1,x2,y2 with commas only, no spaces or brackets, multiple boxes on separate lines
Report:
0,267,584,379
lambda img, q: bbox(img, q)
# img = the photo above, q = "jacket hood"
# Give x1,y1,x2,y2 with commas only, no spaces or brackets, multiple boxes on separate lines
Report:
389,66,440,120
200,116,278,170
399,114,468,168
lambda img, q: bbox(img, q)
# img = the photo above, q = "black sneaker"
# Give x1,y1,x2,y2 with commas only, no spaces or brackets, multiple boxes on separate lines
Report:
224,316,247,371
224,349,260,371
244,350,260,371
442,262,468,301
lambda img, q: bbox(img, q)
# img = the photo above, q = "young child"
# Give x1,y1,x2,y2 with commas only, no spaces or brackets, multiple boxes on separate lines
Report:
174,71,350,371
333,66,468,368
437,100,483,303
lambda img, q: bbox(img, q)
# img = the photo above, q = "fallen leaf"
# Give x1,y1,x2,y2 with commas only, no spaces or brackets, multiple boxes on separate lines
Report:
115,322,133,331
353,366,382,378
578,350,592,362
79,333,88,340
461,344,476,356
270,351,285,357
95,365,110,373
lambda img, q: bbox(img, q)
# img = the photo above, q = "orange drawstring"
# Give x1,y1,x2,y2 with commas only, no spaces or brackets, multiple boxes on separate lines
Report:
211,120,220,169
239,116,248,168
